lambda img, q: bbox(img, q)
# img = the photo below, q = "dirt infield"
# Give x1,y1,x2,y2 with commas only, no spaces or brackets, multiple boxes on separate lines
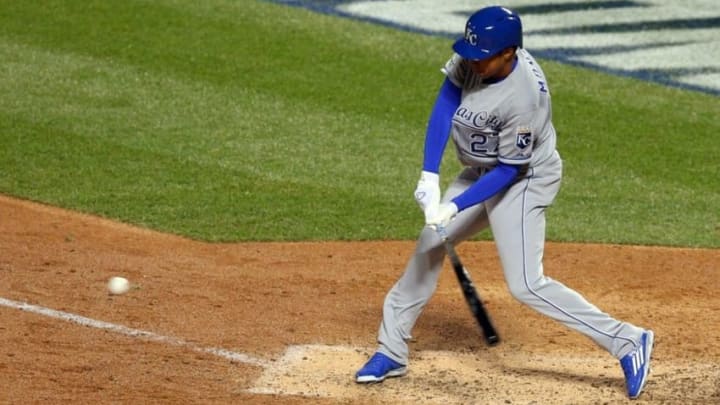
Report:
1,195,718,404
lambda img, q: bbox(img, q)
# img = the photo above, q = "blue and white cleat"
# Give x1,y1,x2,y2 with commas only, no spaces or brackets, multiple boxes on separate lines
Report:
620,330,654,399
355,352,407,383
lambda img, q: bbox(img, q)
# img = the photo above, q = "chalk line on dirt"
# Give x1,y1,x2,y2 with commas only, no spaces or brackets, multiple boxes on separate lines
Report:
0,297,269,367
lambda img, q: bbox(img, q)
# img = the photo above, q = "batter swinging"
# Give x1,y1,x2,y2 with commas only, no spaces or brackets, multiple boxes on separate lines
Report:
355,6,654,400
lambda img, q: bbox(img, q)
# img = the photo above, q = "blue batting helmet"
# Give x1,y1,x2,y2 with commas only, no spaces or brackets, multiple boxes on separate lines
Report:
452,6,523,61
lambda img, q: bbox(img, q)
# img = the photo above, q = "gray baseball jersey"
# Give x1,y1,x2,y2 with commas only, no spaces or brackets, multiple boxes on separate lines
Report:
374,49,645,367
442,48,556,170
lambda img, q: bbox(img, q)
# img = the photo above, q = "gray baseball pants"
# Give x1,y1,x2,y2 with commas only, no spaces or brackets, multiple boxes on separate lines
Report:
376,151,644,365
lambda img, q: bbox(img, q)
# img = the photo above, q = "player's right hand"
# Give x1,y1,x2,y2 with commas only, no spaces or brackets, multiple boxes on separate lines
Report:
426,202,458,230
414,171,440,222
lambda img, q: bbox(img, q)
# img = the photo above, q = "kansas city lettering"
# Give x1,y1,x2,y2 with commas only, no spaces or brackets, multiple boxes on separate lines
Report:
455,107,502,129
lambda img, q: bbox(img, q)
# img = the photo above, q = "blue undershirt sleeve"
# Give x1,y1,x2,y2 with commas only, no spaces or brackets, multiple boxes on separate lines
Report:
451,163,520,211
422,78,462,173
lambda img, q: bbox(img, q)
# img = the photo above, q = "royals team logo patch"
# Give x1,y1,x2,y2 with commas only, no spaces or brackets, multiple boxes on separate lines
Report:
516,127,532,149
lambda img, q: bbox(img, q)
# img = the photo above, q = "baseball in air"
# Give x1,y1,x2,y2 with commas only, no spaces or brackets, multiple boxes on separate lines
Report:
107,276,130,295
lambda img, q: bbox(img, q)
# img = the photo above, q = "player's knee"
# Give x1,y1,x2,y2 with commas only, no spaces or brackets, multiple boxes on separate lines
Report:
506,281,534,304
506,275,549,306
415,226,445,255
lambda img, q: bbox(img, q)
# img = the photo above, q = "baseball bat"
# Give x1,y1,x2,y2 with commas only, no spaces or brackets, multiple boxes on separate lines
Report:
437,226,500,346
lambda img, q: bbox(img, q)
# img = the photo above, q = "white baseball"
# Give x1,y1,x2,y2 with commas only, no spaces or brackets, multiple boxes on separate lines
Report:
107,276,130,295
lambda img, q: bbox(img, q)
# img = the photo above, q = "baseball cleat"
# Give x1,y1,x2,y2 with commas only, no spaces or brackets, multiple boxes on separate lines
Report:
620,330,654,399
355,352,407,383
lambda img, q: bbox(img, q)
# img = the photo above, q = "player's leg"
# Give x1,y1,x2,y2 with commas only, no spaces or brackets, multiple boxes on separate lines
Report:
488,152,653,397
490,154,644,355
356,168,487,383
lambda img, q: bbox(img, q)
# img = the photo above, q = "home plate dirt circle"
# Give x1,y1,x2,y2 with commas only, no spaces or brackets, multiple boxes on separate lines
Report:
248,344,719,403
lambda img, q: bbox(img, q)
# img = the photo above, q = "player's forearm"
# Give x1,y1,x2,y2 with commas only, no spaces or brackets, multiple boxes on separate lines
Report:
452,163,519,210
422,78,462,173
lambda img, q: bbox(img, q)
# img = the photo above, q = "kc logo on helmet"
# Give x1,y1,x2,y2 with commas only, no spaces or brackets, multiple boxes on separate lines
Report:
465,24,478,45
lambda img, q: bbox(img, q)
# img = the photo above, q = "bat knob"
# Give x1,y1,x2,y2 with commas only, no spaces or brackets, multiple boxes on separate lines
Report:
486,335,500,346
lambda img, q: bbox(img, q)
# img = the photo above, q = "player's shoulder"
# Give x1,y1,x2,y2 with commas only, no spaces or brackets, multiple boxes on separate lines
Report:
517,49,548,78
442,53,469,87
514,49,550,95
517,48,537,62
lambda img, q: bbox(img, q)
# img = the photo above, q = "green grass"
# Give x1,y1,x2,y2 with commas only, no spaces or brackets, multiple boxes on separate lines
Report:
0,0,718,247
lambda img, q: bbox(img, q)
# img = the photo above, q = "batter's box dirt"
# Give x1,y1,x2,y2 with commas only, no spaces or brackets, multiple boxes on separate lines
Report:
248,345,720,404
1,195,718,404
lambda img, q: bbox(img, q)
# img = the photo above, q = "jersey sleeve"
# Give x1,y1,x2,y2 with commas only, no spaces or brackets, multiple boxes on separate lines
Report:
497,109,536,165
422,78,462,173
451,163,519,211
441,53,468,88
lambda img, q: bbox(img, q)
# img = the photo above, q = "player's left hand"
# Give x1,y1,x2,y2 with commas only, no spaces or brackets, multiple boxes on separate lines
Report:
426,202,458,230
414,171,441,222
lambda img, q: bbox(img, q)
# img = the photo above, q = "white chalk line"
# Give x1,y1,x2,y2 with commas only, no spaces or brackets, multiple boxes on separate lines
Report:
0,296,270,368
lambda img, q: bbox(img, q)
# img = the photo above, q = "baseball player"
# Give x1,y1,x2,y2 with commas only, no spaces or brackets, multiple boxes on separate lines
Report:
355,6,654,399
